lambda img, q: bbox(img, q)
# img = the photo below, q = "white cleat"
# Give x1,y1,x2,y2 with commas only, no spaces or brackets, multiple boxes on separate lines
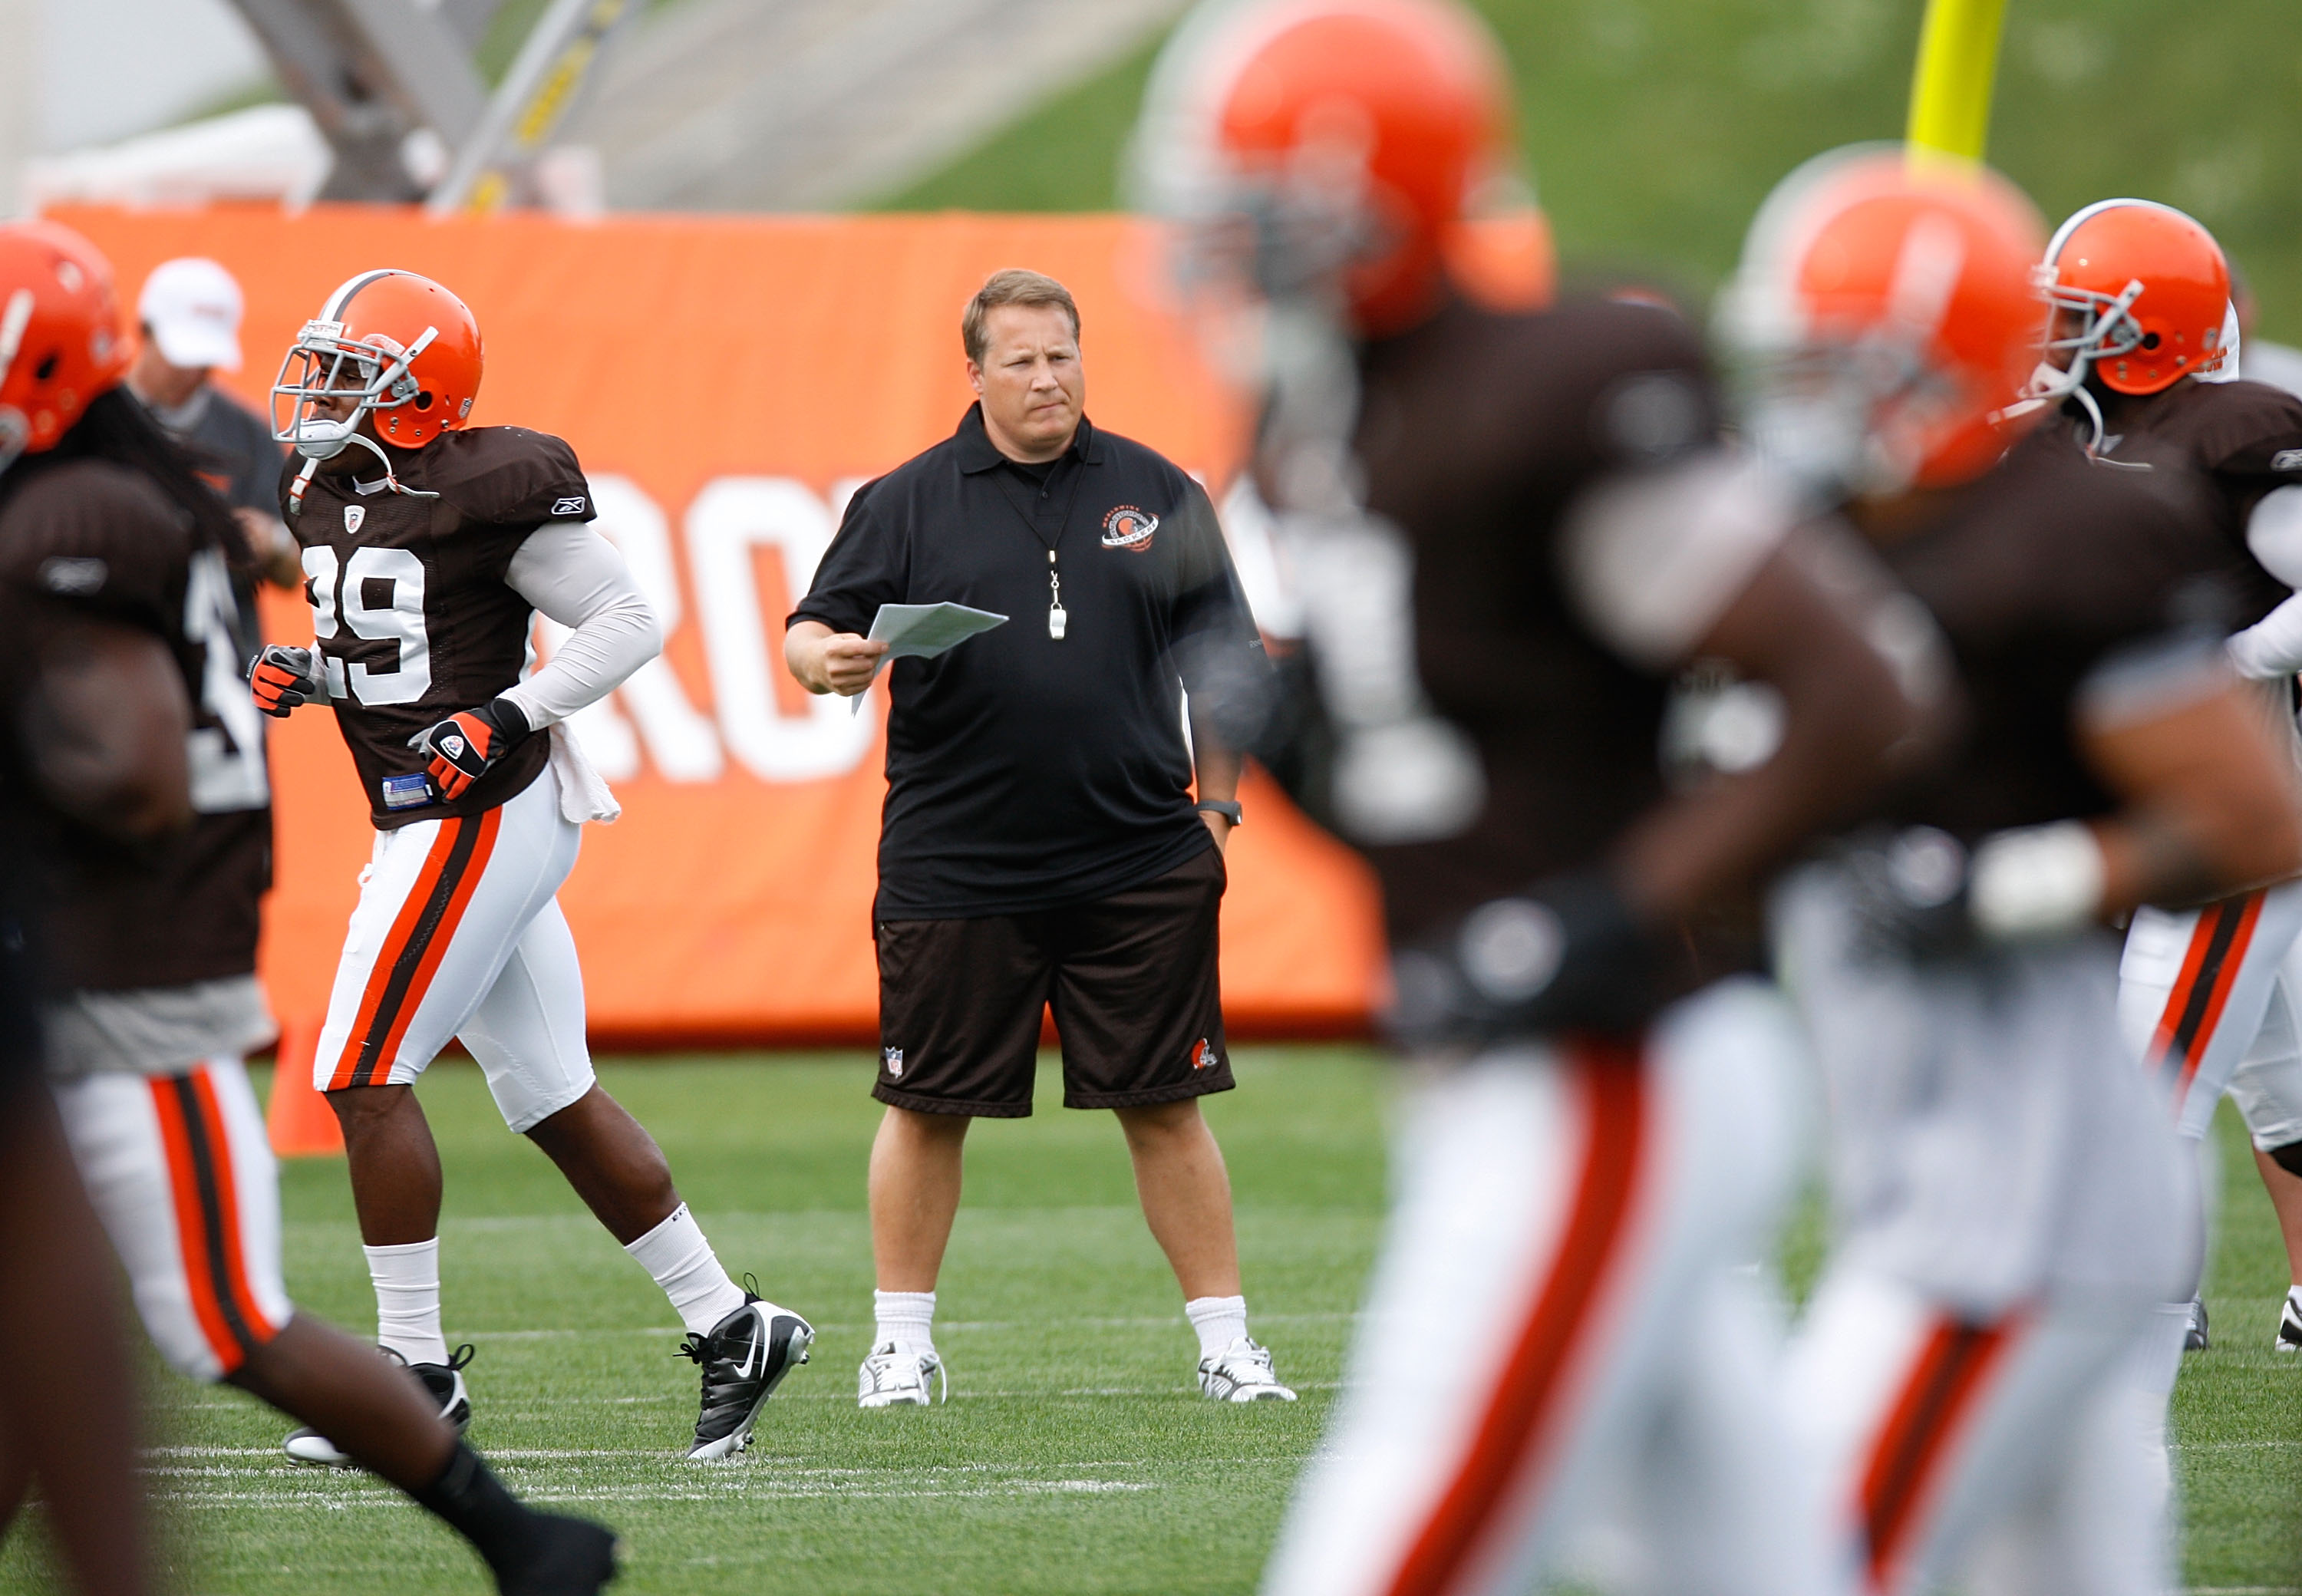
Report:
2275,1293,2302,1354
1199,1335,1296,1403
857,1340,946,1408
285,1344,473,1466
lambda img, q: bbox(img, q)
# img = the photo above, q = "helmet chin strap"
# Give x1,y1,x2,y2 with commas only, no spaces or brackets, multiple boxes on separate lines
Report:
1991,358,2109,455
340,429,440,499
283,429,439,516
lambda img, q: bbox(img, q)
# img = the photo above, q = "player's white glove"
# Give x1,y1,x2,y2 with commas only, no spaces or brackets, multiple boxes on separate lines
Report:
1839,822,2106,961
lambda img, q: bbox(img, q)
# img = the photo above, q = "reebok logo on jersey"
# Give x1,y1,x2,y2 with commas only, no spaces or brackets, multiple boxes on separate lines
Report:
2274,449,2302,473
882,1047,904,1078
38,556,106,595
1101,504,1158,554
1191,1037,1218,1070
344,504,365,535
552,496,588,516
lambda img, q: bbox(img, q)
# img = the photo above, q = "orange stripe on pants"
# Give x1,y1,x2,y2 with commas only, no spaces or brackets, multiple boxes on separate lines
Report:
184,1067,278,1349
1859,1312,2023,1594
149,1070,276,1375
2149,891,2264,1103
1385,1040,1649,1596
328,809,502,1091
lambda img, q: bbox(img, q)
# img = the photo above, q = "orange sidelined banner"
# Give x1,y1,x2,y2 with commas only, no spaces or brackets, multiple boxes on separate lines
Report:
51,206,1386,1054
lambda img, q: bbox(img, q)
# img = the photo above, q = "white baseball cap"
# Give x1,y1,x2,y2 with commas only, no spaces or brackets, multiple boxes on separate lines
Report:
137,257,245,372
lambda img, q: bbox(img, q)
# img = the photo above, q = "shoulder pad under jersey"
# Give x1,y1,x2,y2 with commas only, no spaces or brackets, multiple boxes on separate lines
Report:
422,426,599,529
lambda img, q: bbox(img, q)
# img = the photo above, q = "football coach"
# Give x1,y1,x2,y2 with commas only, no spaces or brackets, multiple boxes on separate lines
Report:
783,269,1292,1407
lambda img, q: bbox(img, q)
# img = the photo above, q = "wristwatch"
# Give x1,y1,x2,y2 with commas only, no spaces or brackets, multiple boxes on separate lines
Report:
1195,800,1243,826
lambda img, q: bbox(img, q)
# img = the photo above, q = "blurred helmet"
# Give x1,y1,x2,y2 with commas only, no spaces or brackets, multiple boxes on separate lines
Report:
0,220,131,477
2039,200,2231,396
272,269,483,462
1719,147,2047,496
1130,0,1528,337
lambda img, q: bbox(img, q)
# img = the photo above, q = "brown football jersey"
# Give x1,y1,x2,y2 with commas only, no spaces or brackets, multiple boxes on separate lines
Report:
281,427,595,829
1878,427,2224,841
0,460,273,991
2086,378,2302,626
1343,295,1721,948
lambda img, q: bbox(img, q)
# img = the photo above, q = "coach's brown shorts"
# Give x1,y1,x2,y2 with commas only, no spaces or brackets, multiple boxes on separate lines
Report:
872,847,1233,1117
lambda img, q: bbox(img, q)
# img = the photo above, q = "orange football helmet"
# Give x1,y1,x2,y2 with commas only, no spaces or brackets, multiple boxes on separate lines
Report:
1132,0,1532,337
1720,147,2048,495
2038,199,2232,396
272,269,483,467
0,220,131,476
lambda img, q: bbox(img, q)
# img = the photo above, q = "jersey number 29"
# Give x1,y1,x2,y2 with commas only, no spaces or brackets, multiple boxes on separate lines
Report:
303,544,433,707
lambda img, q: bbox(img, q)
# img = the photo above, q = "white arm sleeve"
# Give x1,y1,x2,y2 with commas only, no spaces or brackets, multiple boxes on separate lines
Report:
1559,452,1792,669
2246,485,2302,589
2228,592,2302,681
497,520,662,730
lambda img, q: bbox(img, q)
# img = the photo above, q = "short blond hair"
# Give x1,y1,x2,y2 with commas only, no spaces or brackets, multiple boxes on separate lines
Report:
962,269,1080,364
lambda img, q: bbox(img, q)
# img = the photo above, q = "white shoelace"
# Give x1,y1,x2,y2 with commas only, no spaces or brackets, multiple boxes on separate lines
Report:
860,1341,946,1403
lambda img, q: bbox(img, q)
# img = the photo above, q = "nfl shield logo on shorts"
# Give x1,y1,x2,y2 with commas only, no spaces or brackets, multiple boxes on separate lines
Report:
882,1047,904,1079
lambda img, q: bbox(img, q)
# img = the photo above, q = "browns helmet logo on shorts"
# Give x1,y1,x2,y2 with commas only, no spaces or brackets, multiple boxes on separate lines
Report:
1101,504,1159,554
1191,1037,1217,1070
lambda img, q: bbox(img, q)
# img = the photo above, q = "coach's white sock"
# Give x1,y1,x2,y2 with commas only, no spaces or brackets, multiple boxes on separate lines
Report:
873,1290,937,1357
365,1239,450,1367
625,1204,747,1337
1186,1295,1250,1360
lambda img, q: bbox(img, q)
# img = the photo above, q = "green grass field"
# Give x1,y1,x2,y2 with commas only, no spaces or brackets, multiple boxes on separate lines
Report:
1,1047,2295,1594
885,0,2302,348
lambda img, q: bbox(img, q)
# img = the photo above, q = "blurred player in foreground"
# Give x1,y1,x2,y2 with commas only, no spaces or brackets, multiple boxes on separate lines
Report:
1136,5,1945,1591
0,219,620,1595
0,506,196,1596
2024,200,2302,1357
1725,151,2301,1596
256,269,811,1463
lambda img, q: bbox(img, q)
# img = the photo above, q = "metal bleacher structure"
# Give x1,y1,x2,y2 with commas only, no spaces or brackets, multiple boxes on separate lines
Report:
213,0,1193,214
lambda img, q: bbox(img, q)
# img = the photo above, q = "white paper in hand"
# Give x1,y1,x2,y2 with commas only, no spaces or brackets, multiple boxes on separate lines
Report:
853,602,1008,714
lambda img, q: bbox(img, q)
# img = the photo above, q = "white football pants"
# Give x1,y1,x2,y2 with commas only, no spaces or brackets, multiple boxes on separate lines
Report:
313,767,595,1132
1261,978,1827,1596
1787,1268,2165,1596
2118,879,2302,1143
51,1056,293,1383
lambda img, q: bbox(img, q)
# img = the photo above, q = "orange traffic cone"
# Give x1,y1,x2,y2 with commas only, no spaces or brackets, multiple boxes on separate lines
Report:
265,1020,344,1157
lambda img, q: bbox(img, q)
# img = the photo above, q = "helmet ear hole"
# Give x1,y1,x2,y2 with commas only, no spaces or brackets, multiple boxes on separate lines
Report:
2140,331,2161,350
414,390,434,411
33,352,57,381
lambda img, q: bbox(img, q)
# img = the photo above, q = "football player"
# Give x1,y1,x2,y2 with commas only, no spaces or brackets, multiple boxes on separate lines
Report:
1723,152,2302,1595
0,219,621,1594
2027,200,2302,1357
0,558,197,1596
1135,5,1947,1592
253,269,812,1463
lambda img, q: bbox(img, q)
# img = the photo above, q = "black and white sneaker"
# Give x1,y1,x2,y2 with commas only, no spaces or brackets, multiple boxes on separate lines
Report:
2275,1291,2302,1354
285,1344,474,1467
676,1290,812,1462
2183,1297,2211,1353
1199,1336,1297,1402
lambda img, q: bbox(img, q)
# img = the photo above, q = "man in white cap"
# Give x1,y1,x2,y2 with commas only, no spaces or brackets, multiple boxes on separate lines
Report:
128,256,300,591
